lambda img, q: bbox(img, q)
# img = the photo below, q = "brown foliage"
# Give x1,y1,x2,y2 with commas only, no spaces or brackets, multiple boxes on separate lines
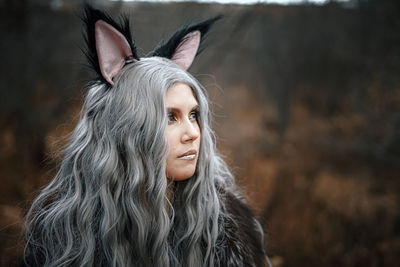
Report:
0,1,399,266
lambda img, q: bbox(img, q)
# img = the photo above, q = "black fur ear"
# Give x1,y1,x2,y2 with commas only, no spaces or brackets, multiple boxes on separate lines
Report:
151,15,222,69
81,5,139,84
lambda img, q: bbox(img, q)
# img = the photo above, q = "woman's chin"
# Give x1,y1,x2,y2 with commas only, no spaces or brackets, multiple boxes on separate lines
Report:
167,170,195,181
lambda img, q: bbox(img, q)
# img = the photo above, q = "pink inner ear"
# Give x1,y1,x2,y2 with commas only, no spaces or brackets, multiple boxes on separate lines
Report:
95,20,136,85
171,31,201,70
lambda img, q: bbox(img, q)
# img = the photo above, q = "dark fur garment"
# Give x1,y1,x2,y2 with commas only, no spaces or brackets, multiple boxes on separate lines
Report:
216,190,270,267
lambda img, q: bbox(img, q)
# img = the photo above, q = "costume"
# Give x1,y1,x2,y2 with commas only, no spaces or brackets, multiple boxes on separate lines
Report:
217,191,270,266
22,5,271,267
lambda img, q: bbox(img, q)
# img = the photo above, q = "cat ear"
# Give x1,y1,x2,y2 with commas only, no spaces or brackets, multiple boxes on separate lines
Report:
151,15,222,70
170,31,201,70
95,20,137,85
82,5,139,86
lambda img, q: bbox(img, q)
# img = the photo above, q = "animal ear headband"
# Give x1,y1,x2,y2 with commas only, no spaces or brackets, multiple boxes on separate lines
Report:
83,5,221,86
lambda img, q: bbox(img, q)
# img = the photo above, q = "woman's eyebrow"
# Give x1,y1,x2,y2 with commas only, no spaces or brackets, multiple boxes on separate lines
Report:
167,105,199,113
166,107,180,113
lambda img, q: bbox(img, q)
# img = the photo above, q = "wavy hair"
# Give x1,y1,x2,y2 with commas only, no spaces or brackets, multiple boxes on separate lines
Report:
24,57,236,267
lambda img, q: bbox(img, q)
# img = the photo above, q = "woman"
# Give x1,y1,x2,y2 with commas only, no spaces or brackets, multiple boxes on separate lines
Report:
23,6,271,267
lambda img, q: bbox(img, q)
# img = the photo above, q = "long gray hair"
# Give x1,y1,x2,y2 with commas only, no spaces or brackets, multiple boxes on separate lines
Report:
24,57,236,267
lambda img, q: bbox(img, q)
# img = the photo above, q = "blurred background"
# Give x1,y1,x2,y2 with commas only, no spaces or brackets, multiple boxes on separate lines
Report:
0,0,399,266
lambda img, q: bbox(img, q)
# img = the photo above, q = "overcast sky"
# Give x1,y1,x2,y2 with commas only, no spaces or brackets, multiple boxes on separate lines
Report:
113,0,350,5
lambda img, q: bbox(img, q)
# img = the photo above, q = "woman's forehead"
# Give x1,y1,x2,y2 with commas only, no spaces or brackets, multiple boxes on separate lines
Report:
165,83,198,108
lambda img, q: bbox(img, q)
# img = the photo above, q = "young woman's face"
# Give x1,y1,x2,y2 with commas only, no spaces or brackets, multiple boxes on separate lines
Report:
165,83,201,181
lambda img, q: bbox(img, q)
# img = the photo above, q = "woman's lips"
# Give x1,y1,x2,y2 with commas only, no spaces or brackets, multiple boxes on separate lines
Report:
177,149,197,160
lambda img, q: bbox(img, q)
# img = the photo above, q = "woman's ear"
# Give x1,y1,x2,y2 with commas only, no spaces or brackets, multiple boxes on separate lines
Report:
151,15,222,70
95,20,136,85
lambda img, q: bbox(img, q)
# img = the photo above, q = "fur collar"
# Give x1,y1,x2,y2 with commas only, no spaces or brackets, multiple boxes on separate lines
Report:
216,191,270,267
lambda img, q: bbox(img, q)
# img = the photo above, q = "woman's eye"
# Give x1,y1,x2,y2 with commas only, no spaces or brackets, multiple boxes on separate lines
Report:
168,113,177,122
189,111,199,121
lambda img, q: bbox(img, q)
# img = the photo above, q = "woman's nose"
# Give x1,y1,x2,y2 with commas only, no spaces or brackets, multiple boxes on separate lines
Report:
181,119,200,143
